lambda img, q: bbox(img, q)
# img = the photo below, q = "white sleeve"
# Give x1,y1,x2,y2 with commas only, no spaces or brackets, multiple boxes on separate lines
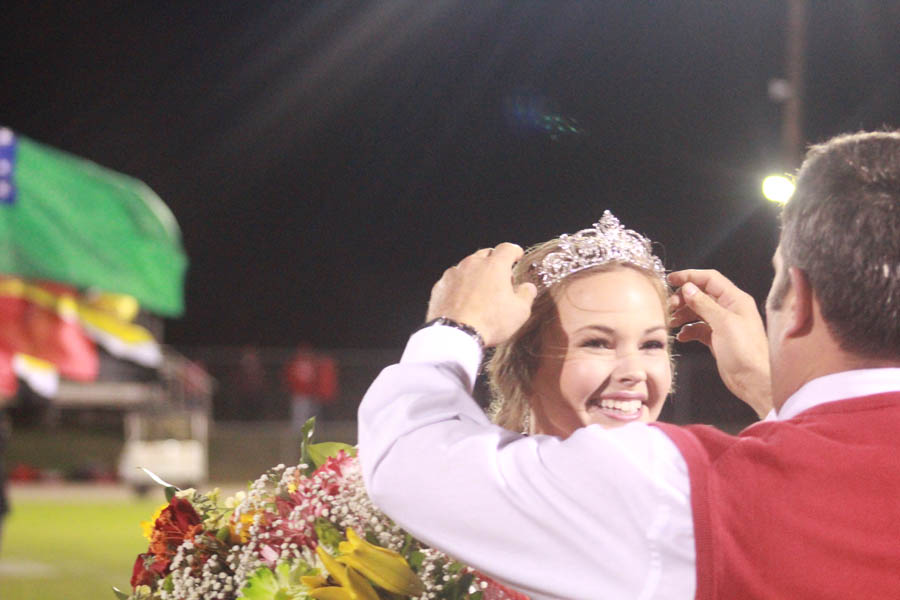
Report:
358,326,696,600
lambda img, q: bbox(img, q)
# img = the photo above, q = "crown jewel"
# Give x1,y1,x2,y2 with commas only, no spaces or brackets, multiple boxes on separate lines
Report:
533,211,665,288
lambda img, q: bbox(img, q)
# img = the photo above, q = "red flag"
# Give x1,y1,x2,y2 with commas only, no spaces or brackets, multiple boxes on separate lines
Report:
0,276,98,382
0,347,17,397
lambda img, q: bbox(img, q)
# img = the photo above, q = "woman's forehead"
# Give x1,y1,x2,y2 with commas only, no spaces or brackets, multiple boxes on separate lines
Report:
556,269,665,310
546,274,665,335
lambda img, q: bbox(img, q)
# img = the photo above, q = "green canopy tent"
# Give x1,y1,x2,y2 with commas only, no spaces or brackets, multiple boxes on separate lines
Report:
0,127,187,317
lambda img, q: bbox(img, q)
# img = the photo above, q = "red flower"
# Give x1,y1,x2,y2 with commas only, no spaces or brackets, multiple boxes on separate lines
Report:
314,449,353,479
132,496,232,592
130,552,169,587
148,497,204,556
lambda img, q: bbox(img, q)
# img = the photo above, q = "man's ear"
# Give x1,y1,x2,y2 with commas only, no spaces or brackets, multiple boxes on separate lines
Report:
784,267,813,338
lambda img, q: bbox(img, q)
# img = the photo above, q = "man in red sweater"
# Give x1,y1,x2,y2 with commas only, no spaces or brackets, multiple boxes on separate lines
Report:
660,130,900,597
359,131,900,598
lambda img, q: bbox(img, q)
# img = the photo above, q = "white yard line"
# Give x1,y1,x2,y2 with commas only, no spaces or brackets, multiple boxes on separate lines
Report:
0,558,58,577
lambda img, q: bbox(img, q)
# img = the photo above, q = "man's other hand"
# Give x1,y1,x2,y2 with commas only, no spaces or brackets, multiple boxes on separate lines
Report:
426,243,537,348
668,269,772,418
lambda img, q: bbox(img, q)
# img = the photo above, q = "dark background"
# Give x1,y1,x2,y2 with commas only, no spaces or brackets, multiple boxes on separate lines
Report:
3,1,898,350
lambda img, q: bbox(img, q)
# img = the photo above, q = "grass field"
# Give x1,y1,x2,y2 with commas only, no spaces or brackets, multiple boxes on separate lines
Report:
0,487,165,600
0,420,358,599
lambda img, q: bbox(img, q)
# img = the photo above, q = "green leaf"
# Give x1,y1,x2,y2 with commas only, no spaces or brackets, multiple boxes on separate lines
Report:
240,564,308,600
111,586,129,600
299,417,317,475
164,486,178,502
292,560,320,579
408,550,425,570
216,525,231,542
240,566,278,600
314,518,344,551
457,572,474,597
301,416,316,445
307,442,356,468
365,530,380,545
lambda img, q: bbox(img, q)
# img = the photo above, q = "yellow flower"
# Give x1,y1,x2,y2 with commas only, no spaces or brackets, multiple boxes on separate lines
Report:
140,504,167,540
336,528,425,596
300,574,328,588
229,510,260,544
223,490,246,509
309,545,379,600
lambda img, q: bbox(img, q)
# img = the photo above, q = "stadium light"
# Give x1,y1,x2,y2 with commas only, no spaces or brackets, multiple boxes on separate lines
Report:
762,174,795,204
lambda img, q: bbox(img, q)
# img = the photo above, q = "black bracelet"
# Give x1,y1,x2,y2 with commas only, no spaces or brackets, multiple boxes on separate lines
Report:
419,317,485,350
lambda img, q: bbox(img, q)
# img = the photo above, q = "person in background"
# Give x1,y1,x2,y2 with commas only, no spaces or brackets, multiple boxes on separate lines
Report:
284,344,338,431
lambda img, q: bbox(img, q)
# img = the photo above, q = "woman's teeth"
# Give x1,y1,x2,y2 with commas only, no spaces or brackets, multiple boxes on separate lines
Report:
598,399,642,414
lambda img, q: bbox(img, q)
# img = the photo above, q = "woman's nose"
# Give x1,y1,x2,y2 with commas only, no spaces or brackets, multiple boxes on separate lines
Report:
612,352,647,384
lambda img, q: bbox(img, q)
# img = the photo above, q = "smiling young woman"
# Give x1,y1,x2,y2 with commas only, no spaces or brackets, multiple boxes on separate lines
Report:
487,212,673,437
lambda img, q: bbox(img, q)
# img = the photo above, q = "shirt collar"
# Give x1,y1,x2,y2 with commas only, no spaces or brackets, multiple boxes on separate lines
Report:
775,368,900,420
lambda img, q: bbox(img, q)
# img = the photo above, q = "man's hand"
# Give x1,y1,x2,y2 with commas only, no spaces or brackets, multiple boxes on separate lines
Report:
668,269,772,418
426,243,537,348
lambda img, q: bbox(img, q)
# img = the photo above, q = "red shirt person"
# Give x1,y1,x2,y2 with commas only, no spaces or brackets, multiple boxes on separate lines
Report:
285,345,337,431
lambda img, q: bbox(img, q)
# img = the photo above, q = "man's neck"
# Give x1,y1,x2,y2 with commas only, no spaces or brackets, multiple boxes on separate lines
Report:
774,346,900,412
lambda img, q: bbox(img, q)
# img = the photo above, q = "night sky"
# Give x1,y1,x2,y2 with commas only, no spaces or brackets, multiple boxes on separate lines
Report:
3,2,898,350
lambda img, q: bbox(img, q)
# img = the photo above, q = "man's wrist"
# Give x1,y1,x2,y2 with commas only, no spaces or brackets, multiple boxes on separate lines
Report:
418,317,485,351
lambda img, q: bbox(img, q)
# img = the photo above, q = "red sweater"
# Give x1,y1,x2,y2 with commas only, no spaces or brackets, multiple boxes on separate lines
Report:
655,393,900,599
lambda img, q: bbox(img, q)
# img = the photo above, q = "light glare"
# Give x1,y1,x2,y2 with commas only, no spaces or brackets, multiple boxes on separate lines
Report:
762,175,795,204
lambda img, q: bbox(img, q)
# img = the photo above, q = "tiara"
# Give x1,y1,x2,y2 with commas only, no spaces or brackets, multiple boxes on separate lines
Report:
532,211,666,288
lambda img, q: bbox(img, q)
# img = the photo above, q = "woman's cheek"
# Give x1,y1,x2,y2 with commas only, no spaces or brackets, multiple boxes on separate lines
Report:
561,358,609,399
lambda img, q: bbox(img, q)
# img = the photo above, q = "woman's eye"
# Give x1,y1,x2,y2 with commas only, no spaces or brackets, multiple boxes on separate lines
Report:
642,340,666,350
581,338,611,349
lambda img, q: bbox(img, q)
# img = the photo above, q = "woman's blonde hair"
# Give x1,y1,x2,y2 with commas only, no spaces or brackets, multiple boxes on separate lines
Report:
486,238,672,432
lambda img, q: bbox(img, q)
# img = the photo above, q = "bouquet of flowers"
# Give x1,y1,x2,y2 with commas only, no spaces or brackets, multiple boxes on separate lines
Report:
116,420,529,600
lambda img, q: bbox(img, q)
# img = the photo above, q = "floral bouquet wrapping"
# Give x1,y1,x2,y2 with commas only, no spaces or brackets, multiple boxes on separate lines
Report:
116,420,529,600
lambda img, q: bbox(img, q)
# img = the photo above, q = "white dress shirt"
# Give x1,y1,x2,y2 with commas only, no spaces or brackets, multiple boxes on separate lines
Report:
358,325,900,600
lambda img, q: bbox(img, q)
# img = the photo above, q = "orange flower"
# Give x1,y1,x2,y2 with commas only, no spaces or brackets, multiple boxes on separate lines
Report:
147,497,204,556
